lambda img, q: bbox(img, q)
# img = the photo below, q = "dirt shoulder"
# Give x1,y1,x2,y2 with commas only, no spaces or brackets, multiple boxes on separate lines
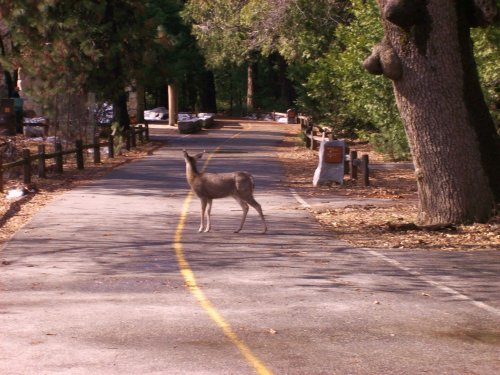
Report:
277,124,499,251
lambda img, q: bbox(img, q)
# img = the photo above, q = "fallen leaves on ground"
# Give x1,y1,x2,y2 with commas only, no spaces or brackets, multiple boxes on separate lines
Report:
277,124,499,251
2,123,499,251
0,134,165,244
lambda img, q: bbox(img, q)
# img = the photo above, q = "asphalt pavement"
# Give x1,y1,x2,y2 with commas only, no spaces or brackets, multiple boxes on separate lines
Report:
1,120,499,374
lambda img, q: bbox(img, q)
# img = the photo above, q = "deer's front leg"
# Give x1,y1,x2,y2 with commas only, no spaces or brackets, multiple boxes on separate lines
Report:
204,199,213,232
199,198,208,233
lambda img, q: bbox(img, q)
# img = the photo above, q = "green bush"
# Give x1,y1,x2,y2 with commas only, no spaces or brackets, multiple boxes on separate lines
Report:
297,0,410,160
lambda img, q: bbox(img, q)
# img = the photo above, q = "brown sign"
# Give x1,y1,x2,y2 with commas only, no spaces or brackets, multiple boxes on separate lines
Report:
1,99,14,114
324,145,343,164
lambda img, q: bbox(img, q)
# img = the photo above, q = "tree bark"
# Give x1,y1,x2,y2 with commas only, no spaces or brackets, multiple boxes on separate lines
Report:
0,16,12,98
199,70,217,113
368,0,497,224
113,92,130,130
246,63,254,113
168,83,178,126
455,1,500,203
184,72,197,112
136,81,145,123
275,53,296,107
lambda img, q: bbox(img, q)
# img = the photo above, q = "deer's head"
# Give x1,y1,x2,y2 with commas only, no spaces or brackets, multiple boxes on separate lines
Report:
183,150,204,174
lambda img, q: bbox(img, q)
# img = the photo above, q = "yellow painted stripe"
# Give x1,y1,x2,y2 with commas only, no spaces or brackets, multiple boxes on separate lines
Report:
173,130,273,375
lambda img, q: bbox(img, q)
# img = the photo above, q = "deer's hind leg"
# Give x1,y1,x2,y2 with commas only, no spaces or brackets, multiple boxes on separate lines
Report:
246,196,267,233
233,195,249,233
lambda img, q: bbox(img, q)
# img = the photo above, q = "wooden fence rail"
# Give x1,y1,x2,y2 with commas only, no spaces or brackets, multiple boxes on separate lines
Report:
0,124,149,193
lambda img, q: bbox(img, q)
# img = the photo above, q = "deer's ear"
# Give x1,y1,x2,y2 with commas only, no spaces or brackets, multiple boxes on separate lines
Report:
194,152,204,159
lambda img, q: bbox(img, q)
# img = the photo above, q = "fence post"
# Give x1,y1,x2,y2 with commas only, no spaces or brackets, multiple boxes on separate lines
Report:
361,154,370,186
93,137,101,164
0,152,3,193
350,150,358,180
125,130,131,151
38,144,46,178
22,148,31,184
131,127,137,148
75,140,84,170
344,145,350,175
145,121,150,141
138,125,144,144
55,141,63,174
108,135,114,158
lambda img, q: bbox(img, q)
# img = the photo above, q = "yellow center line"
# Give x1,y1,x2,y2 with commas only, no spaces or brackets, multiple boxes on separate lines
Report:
173,127,273,375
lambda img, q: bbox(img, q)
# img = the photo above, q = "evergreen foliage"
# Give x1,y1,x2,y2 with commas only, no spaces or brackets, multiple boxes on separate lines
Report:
472,26,500,128
0,1,151,97
301,0,410,159
0,0,497,159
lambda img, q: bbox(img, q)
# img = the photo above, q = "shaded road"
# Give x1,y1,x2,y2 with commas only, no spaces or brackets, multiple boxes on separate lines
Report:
1,119,499,374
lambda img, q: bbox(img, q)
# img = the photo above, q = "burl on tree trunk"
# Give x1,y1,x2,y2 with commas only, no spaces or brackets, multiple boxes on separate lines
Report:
365,0,499,225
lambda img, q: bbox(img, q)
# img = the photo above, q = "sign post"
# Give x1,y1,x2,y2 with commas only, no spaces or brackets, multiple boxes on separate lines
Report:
0,99,16,135
313,139,346,186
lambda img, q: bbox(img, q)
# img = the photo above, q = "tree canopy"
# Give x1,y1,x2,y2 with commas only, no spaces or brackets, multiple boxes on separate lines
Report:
0,0,497,160
0,0,208,126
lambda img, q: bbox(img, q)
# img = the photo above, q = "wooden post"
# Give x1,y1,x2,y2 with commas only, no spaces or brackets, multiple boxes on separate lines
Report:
145,121,150,141
350,150,358,179
136,82,145,124
362,154,370,186
22,148,31,184
93,137,101,164
131,127,137,148
108,135,114,158
168,83,178,126
0,152,3,193
138,125,144,144
344,145,350,175
246,64,254,112
306,127,312,149
125,130,131,151
75,140,84,170
38,144,46,178
55,141,63,174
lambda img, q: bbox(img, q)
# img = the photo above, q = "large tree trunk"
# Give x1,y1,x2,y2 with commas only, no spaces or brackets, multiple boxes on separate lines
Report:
366,0,498,224
455,1,500,203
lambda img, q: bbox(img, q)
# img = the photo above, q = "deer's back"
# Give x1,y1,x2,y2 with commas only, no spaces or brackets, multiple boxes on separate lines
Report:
191,171,254,199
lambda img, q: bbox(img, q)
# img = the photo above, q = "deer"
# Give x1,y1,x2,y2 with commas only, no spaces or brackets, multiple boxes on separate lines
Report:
183,150,267,234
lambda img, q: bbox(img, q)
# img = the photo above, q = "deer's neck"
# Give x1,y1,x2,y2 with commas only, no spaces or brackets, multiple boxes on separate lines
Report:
186,162,200,185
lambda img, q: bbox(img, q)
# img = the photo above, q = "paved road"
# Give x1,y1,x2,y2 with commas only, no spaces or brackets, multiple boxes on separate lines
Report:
1,120,499,374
